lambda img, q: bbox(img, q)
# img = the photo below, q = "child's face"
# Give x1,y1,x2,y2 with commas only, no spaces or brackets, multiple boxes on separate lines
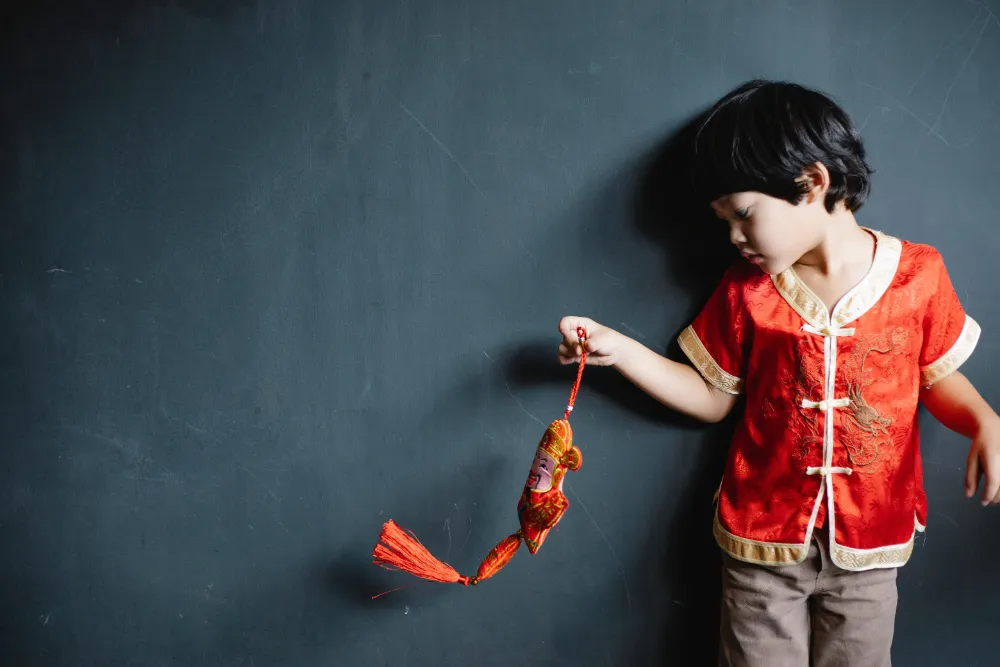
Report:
711,190,827,275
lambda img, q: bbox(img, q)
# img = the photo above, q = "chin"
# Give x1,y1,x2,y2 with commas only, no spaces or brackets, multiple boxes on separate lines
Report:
744,254,776,273
757,259,788,276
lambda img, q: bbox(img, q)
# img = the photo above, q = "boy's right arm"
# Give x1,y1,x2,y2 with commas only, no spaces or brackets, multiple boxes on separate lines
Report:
558,317,738,424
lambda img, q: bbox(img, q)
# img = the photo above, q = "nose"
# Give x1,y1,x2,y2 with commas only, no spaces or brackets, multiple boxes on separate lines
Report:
729,222,747,246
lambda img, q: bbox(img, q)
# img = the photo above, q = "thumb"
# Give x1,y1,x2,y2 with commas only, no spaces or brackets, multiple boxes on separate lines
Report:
966,444,981,498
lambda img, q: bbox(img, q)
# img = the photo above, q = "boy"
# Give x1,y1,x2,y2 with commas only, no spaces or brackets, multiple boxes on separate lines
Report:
557,80,1000,667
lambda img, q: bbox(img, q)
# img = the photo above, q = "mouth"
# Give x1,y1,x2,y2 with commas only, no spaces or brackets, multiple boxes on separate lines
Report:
741,250,764,264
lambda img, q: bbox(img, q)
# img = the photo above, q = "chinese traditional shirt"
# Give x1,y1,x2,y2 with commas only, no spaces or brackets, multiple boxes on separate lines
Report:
679,229,980,571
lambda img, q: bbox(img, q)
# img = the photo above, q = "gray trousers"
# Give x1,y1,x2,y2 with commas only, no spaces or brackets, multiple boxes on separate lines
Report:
719,533,898,667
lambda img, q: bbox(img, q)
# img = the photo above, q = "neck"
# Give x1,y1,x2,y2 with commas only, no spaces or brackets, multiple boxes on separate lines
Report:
795,208,872,275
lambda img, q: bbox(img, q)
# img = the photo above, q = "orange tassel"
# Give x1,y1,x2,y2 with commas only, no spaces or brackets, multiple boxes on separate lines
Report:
372,521,526,593
373,520,471,585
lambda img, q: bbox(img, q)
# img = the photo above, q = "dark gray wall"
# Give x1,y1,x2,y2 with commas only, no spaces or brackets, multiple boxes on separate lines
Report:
3,1,999,665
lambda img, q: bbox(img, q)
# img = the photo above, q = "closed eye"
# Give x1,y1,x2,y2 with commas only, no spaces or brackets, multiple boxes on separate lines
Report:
733,207,750,219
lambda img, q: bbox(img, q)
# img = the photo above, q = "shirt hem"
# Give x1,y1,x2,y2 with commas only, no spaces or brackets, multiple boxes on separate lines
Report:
714,511,918,571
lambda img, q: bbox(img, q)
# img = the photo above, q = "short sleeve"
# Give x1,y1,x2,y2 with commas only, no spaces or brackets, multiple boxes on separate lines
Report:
919,251,980,387
678,266,751,395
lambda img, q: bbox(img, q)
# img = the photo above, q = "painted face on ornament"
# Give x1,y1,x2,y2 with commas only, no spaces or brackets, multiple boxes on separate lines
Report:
527,448,558,492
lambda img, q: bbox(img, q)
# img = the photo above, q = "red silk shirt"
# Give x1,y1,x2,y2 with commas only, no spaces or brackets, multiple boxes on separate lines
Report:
679,230,980,571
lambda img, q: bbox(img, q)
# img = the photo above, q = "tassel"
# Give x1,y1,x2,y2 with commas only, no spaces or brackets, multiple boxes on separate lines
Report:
372,520,474,585
372,521,525,592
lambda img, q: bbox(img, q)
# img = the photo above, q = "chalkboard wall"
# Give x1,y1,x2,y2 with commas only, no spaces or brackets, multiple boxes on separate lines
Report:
3,1,999,664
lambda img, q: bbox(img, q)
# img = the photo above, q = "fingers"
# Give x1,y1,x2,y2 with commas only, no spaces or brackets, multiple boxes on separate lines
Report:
557,317,613,366
558,316,578,339
966,445,980,499
982,452,1000,506
557,343,581,364
964,444,1000,506
558,317,596,344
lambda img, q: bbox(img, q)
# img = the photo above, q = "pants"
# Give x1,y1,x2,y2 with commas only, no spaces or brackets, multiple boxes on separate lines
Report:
718,533,898,667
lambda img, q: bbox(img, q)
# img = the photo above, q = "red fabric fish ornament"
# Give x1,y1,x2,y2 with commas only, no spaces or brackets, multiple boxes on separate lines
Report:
372,327,589,588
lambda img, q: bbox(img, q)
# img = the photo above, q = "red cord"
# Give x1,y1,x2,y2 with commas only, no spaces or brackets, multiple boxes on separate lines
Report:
565,326,587,419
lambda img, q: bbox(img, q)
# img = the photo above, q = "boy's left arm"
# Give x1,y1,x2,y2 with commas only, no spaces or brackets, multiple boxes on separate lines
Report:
921,371,1000,506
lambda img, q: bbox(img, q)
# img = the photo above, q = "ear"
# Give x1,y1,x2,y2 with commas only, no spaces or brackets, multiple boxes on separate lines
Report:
551,466,566,490
798,162,830,204
561,446,582,471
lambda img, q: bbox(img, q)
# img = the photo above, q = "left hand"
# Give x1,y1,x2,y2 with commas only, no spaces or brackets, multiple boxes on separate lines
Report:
966,419,1000,506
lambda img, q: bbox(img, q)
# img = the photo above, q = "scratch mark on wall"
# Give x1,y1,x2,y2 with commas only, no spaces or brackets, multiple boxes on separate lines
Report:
236,461,282,504
906,11,983,96
567,483,632,613
931,11,992,132
857,80,954,146
458,516,473,554
619,322,646,340
389,93,489,202
934,511,960,528
602,272,625,287
483,350,544,426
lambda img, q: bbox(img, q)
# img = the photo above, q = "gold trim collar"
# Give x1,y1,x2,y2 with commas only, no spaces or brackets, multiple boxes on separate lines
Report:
771,229,902,331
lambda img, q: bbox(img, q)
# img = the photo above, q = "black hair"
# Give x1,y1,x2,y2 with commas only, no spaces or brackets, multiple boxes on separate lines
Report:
692,79,874,212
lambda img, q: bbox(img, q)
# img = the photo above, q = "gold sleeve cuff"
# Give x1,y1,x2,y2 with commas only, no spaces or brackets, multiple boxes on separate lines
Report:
921,315,981,387
678,326,743,395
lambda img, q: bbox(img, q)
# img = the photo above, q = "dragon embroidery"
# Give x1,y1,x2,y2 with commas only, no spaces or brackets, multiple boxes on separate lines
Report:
840,329,907,467
782,329,907,472
784,339,826,470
